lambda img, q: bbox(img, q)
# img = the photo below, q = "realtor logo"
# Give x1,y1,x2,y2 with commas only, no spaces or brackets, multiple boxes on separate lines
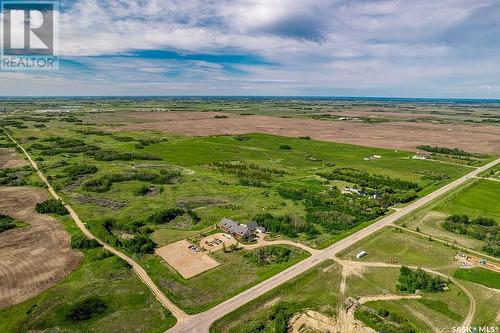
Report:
1,0,59,70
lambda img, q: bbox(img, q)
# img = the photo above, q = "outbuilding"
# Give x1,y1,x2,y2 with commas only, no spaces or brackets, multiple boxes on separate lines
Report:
356,251,367,259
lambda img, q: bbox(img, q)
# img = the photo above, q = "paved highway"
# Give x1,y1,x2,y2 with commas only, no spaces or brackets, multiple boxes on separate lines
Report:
168,157,500,333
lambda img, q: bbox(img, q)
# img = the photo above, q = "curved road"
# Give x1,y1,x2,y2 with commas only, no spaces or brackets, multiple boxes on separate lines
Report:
343,261,476,328
168,157,500,333
6,133,188,321
8,131,498,332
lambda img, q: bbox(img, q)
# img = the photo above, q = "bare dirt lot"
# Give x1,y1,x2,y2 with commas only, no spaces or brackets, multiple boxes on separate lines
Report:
0,148,27,169
113,111,500,154
0,187,82,308
155,239,220,279
200,233,237,252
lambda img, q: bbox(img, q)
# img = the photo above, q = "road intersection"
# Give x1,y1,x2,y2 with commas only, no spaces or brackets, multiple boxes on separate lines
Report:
8,132,499,333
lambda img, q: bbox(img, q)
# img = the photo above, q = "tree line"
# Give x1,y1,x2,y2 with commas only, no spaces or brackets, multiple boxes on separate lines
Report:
442,214,498,257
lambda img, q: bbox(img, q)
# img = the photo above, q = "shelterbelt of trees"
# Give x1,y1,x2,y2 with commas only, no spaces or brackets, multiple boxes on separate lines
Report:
253,168,423,239
442,215,499,257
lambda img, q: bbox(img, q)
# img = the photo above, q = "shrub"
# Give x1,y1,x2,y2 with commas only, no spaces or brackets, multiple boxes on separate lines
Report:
135,184,151,196
233,135,250,141
66,297,108,322
125,235,156,254
147,208,185,224
71,234,102,249
0,214,17,233
416,145,484,158
35,199,68,215
279,144,292,150
397,266,445,293
244,246,293,266
64,164,98,179
187,210,201,223
254,213,319,238
89,149,161,161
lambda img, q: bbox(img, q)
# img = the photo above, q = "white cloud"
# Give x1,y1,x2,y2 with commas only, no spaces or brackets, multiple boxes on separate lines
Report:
1,0,500,97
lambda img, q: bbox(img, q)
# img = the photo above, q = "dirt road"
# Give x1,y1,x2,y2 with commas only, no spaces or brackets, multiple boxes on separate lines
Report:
6,133,189,322
344,261,476,329
168,157,500,333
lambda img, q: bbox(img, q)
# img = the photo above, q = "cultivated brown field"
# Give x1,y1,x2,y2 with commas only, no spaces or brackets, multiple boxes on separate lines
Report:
112,111,500,155
0,187,82,308
0,148,27,169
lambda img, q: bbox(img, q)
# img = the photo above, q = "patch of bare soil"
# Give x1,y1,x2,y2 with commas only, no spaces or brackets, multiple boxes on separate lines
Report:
0,187,82,308
288,309,375,333
176,198,228,210
155,240,220,279
144,186,160,196
113,112,500,154
74,194,127,210
0,148,27,169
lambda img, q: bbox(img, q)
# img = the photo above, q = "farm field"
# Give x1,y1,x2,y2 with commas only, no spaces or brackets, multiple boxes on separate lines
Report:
1,103,499,332
398,178,500,257
0,187,82,308
112,111,500,155
5,119,475,249
1,112,492,315
0,213,176,333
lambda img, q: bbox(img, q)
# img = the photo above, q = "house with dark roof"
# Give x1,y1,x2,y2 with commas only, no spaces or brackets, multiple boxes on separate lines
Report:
218,218,263,239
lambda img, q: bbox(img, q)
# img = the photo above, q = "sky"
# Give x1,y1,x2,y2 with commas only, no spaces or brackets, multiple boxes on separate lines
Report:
1,0,500,97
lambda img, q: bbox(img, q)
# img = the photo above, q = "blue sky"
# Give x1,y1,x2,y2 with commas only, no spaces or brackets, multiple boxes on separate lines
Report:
1,0,500,97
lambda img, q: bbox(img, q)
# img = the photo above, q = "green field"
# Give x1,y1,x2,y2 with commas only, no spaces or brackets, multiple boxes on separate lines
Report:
336,225,500,328
436,179,500,220
8,122,471,252
0,215,176,333
337,227,460,271
398,179,500,257
454,267,500,289
211,260,470,333
142,246,309,313
210,260,342,333
1,111,492,324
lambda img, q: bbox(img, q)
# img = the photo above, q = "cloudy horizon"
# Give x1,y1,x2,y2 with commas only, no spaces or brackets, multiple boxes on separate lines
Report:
1,0,500,98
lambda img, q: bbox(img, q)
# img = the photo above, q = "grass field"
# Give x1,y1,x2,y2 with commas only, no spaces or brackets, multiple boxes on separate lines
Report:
337,227,460,271
9,122,471,252
1,114,487,319
336,225,500,329
345,267,400,296
211,260,471,332
0,215,176,333
141,246,309,313
453,267,500,289
398,179,500,257
458,280,500,328
210,260,343,333
436,179,500,220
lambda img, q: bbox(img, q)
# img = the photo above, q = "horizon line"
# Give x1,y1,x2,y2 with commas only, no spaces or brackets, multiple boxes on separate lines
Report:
1,95,500,102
